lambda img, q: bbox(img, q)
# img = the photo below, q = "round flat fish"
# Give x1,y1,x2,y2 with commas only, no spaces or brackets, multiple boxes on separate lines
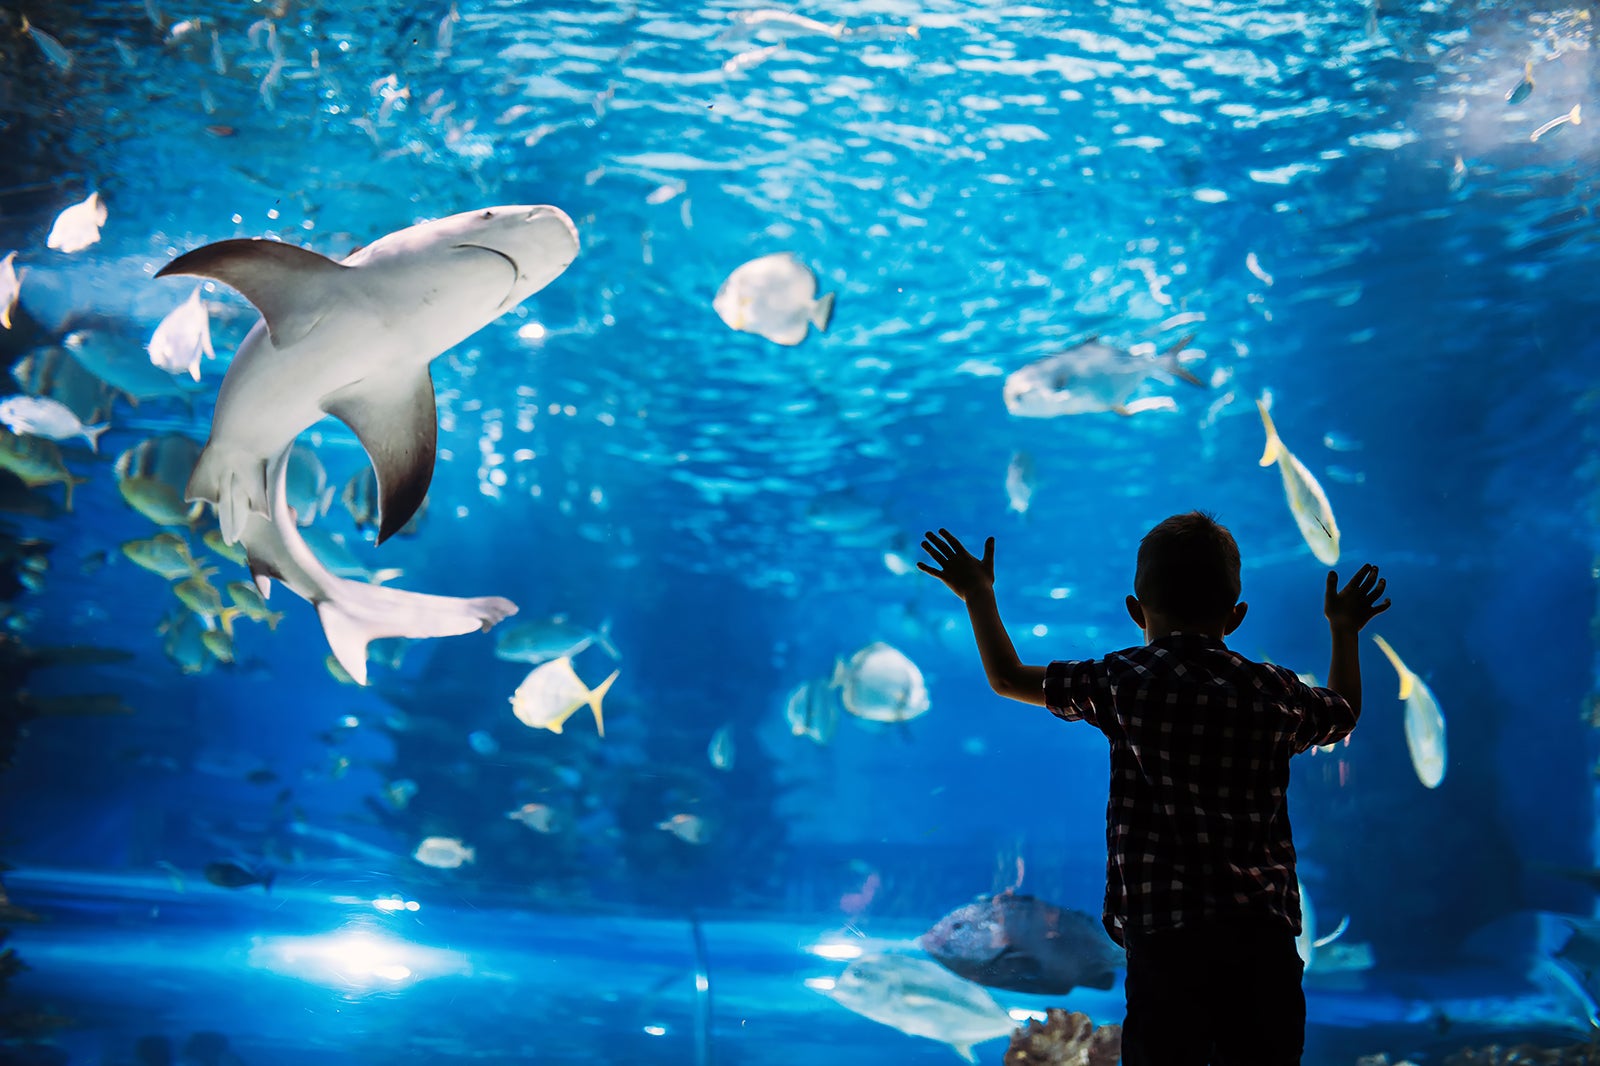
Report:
832,641,929,723
712,252,835,346
921,893,1123,995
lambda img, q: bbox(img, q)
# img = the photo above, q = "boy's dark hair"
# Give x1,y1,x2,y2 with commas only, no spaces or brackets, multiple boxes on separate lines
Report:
1134,511,1241,625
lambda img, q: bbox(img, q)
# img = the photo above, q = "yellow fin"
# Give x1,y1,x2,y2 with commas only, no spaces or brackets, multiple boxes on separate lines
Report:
588,669,619,738
1370,635,1413,699
1256,398,1282,466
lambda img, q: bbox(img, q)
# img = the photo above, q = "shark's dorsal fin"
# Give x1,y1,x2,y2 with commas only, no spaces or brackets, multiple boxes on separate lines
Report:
322,369,438,545
156,239,346,349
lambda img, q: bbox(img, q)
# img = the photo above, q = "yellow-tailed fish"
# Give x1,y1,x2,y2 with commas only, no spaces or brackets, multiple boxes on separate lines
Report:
174,576,241,635
122,532,213,581
1371,635,1446,789
1256,396,1339,565
201,628,234,663
225,581,284,629
203,527,249,566
509,656,616,736
0,428,85,509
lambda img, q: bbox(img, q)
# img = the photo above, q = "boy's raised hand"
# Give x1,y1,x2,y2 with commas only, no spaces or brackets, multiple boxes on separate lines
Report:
1325,563,1391,633
918,528,995,602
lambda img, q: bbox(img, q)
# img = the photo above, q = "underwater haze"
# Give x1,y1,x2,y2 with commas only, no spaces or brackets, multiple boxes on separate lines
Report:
1,0,1598,1063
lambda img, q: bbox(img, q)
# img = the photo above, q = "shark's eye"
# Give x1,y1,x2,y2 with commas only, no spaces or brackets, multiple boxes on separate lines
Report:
481,210,494,219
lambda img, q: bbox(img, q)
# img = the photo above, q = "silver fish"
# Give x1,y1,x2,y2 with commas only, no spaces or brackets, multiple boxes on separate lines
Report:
1003,333,1204,417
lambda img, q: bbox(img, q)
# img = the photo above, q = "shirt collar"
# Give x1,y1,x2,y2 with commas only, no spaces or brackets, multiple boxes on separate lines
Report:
1150,632,1228,650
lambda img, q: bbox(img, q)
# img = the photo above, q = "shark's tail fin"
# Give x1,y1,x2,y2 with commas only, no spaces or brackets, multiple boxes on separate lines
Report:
187,448,270,545
315,581,519,686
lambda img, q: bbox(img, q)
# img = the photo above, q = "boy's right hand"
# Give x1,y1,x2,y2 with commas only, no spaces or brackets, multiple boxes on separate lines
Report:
1325,564,1391,633
918,528,995,602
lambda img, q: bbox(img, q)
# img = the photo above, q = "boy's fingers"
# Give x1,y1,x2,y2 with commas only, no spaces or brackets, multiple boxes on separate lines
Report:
915,561,942,577
982,537,995,565
1370,578,1386,599
1371,597,1392,614
938,527,968,556
1326,571,1338,596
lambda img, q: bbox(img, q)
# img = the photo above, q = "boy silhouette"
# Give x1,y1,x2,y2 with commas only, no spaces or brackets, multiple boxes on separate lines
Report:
918,512,1390,1066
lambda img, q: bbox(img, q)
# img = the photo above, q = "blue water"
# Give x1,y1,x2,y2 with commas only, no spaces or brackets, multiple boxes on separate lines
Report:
1,0,1598,1062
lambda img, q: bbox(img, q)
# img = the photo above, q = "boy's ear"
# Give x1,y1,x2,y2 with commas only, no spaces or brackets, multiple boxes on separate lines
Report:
1224,601,1248,636
1125,595,1145,629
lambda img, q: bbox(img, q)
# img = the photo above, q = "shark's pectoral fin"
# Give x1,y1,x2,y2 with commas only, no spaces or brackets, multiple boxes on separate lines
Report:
322,370,438,546
155,239,345,349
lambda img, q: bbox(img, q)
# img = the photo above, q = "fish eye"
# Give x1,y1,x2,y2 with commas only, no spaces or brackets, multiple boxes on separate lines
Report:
481,210,494,219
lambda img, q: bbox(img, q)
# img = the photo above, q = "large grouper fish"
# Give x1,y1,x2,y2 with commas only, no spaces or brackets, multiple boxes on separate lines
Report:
921,891,1124,995
156,205,580,544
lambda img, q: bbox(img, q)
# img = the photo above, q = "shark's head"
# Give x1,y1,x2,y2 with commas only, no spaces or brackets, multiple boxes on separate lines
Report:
438,205,581,309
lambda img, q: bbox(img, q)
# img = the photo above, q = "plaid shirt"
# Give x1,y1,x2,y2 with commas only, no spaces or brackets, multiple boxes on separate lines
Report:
1045,634,1356,946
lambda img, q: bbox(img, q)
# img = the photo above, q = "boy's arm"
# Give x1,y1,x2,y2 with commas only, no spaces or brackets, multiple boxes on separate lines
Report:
964,588,1049,706
1323,564,1391,717
917,529,1048,707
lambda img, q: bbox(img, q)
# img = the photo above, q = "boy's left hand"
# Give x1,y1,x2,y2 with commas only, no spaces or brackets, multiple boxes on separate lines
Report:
918,528,995,602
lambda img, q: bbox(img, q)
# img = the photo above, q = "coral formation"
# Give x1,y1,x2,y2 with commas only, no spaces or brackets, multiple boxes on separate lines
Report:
1004,1008,1121,1066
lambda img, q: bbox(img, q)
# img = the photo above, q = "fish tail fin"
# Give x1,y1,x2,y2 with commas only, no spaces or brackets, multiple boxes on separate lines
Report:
317,580,519,687
951,1043,978,1063
188,449,269,545
20,14,30,33
197,564,220,581
63,474,88,512
830,658,847,687
1255,396,1283,466
1163,333,1204,386
369,567,405,586
266,610,284,631
84,422,109,453
188,362,201,382
595,617,621,661
811,291,836,332
1572,103,1583,124
588,669,619,738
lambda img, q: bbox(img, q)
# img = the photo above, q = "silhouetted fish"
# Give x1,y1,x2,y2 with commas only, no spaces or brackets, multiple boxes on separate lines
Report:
921,892,1123,995
203,861,272,891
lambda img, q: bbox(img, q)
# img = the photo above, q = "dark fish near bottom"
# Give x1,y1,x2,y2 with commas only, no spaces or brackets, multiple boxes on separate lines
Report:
921,891,1123,995
203,862,273,891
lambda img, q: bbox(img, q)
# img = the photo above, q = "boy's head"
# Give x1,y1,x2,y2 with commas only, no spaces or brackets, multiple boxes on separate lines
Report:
1128,511,1247,637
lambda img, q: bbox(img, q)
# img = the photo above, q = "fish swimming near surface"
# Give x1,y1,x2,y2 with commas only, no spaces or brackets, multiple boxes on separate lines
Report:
234,445,519,685
46,192,106,254
921,892,1123,995
155,204,580,545
818,953,1017,1063
146,285,215,381
1256,395,1340,565
1003,333,1203,418
713,252,835,346
1371,635,1446,789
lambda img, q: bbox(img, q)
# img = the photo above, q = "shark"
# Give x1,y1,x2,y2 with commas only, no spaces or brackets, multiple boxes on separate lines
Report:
156,204,580,545
238,444,517,686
